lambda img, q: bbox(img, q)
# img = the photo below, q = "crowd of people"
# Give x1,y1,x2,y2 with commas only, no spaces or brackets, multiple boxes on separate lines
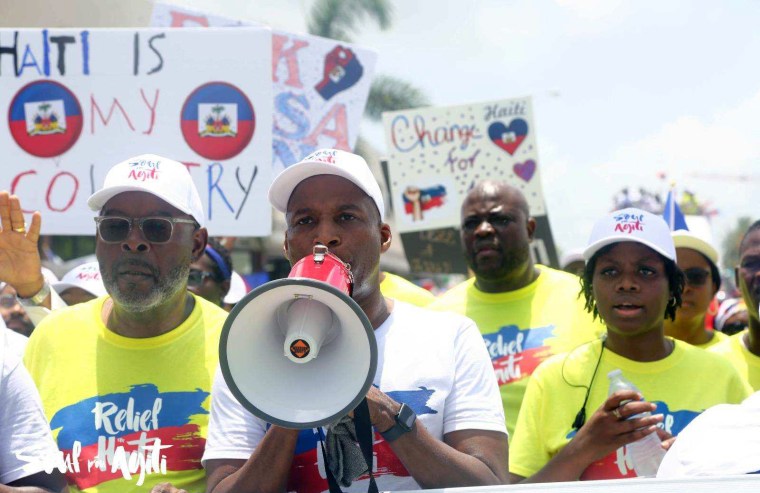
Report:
0,148,758,493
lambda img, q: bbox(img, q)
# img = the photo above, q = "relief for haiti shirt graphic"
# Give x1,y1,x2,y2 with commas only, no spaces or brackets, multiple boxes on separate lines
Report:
51,384,208,489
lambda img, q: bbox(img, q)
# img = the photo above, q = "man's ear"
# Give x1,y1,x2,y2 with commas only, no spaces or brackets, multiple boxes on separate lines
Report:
735,266,740,291
192,227,208,261
527,217,537,241
283,234,291,262
380,223,392,254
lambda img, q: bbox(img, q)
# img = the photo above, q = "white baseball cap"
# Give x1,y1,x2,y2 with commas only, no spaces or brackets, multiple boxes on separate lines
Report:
87,154,205,227
560,248,585,270
223,271,249,305
268,149,385,220
53,261,107,298
584,208,676,262
672,230,719,266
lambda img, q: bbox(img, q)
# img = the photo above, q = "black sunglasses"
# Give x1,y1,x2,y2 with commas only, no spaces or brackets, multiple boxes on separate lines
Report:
188,269,218,286
683,267,711,287
0,294,19,308
94,216,197,244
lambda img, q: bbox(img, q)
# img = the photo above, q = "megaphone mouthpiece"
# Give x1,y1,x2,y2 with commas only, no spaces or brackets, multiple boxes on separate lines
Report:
281,297,335,364
220,246,377,429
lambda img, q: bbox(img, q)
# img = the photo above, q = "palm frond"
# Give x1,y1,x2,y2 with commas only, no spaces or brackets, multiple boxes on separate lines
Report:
307,0,394,41
364,74,430,121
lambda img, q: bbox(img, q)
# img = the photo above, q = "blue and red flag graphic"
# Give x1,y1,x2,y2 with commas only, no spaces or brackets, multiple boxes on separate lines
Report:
49,384,208,489
488,118,528,156
402,185,447,221
285,387,436,493
314,46,364,100
180,82,255,160
8,80,83,158
569,401,701,480
482,324,556,385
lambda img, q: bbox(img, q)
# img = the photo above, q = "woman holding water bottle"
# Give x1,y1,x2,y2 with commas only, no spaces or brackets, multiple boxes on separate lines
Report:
509,208,751,483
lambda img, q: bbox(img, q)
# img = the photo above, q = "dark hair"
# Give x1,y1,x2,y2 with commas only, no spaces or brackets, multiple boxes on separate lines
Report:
739,219,760,255
205,238,233,282
580,243,685,322
700,253,721,292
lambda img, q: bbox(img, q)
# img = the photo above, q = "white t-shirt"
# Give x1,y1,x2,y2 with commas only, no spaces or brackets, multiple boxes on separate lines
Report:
4,329,28,359
657,391,760,477
0,334,61,485
203,301,506,493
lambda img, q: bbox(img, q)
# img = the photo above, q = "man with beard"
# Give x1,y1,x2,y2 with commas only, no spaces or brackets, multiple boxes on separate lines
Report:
430,181,604,438
0,282,36,336
18,154,229,492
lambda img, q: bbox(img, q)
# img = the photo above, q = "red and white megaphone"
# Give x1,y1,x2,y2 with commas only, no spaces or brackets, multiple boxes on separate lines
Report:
219,245,377,429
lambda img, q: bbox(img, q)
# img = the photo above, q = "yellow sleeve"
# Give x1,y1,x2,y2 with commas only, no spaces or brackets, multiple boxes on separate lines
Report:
509,366,550,478
727,365,753,402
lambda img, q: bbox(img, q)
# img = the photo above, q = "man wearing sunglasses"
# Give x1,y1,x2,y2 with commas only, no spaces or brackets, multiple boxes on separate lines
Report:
187,238,233,308
21,154,229,492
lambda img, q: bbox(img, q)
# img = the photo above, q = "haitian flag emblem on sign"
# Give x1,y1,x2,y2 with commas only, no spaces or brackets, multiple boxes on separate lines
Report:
8,80,83,158
181,81,255,160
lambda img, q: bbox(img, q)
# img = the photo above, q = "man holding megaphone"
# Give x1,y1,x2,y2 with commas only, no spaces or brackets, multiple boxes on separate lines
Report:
201,149,509,492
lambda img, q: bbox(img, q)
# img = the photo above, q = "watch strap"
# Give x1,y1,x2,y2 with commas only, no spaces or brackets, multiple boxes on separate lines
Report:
380,403,416,442
18,279,51,307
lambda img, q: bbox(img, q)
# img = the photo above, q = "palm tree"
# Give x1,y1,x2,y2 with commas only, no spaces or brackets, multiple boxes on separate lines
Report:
306,0,429,273
307,0,429,127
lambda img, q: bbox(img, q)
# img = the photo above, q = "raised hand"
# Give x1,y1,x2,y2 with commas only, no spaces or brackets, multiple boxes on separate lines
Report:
0,191,44,297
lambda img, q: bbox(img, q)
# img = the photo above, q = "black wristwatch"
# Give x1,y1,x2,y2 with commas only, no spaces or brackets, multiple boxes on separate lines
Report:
380,403,417,442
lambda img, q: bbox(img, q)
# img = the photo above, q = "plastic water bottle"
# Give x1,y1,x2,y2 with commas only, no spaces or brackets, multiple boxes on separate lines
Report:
607,369,665,477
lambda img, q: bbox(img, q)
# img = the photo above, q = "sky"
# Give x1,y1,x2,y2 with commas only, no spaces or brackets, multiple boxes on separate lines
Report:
175,0,760,265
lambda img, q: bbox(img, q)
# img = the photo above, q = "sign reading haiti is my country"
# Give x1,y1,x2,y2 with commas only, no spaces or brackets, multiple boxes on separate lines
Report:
382,98,547,233
0,28,272,236
151,2,377,172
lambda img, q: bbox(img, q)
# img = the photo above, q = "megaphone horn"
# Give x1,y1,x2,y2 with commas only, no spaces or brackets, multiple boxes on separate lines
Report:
219,245,378,429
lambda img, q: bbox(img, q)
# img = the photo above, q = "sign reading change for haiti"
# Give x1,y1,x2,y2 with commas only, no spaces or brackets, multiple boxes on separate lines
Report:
0,28,273,236
382,97,547,233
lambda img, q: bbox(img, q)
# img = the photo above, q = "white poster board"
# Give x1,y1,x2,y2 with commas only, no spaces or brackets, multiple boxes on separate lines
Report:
0,27,273,236
383,97,546,233
150,2,377,172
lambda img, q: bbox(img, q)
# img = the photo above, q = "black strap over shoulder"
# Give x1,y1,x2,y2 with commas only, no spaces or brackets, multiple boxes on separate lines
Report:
320,398,378,493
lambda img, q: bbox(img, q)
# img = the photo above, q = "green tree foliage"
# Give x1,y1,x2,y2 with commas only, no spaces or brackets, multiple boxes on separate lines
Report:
308,0,392,42
307,0,429,128
722,216,754,269
364,74,429,122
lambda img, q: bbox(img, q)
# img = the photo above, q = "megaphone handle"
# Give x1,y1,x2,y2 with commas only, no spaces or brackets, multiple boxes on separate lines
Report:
319,398,378,493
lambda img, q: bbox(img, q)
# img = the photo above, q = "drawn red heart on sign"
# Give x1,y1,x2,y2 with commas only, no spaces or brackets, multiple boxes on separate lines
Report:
513,160,536,182
487,118,528,155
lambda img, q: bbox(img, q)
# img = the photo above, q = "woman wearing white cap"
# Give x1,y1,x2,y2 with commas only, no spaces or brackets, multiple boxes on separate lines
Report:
663,230,727,348
510,208,751,483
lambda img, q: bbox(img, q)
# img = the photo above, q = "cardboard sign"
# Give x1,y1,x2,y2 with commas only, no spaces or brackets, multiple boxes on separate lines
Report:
383,97,559,270
151,2,377,172
0,27,273,236
383,97,546,232
399,228,468,275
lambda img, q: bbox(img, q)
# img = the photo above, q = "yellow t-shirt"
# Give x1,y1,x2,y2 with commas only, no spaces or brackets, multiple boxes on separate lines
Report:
510,339,752,480
24,295,228,493
380,272,435,307
429,265,605,437
697,329,728,349
709,330,760,390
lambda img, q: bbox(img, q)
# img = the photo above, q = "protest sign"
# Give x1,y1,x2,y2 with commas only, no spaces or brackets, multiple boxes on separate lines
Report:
0,27,273,236
383,97,559,269
151,2,377,172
